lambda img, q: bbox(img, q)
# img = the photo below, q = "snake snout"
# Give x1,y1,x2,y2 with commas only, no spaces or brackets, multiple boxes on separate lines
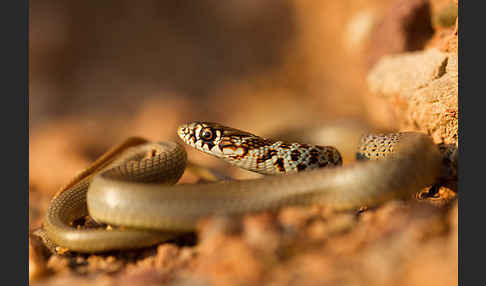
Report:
177,123,195,144
176,124,188,137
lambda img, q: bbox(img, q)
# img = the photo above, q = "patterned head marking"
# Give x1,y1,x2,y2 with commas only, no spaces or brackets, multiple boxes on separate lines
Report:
177,122,266,159
178,121,342,175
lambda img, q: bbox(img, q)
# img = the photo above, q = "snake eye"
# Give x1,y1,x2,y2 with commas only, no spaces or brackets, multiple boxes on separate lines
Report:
200,128,214,141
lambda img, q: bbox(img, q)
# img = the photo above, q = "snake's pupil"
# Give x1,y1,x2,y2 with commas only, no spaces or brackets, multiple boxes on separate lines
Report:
201,129,213,140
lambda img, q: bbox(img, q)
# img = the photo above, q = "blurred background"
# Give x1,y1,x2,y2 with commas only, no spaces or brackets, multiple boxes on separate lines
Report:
29,0,456,226
30,1,375,131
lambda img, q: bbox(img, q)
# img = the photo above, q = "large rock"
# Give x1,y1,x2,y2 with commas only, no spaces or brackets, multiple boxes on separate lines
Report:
367,48,457,145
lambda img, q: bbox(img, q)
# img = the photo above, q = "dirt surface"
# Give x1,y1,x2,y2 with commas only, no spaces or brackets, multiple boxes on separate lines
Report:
30,1,458,285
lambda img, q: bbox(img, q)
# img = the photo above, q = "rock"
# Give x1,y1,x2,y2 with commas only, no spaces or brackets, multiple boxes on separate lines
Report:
367,49,448,96
367,48,457,146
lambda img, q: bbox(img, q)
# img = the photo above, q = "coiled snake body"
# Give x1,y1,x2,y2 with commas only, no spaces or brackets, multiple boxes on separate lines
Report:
40,122,442,253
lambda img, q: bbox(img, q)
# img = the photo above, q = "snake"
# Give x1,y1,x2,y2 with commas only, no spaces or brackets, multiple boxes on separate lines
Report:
38,121,442,253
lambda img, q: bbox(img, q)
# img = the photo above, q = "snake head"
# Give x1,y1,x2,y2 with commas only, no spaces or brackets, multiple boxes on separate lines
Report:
177,121,267,159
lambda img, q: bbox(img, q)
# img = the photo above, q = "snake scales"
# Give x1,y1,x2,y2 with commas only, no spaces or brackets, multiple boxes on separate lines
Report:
39,122,442,253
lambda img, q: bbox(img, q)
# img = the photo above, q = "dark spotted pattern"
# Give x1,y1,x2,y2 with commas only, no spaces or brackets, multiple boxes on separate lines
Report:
325,148,342,165
357,133,401,160
309,148,321,164
275,158,286,172
257,149,278,164
187,130,197,144
201,141,215,151
297,163,307,171
278,143,292,150
318,161,328,168
290,150,301,162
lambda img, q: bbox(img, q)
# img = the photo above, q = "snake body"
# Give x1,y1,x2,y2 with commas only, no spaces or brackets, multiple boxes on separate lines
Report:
41,122,442,253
